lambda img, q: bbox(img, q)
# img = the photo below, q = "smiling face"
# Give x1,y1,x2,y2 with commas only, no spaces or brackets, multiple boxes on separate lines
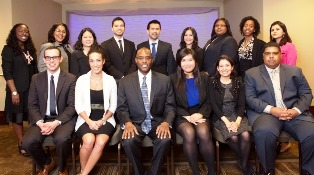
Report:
214,20,227,36
89,52,105,75
263,46,281,69
147,23,161,41
180,54,195,75
184,30,194,47
217,59,234,78
15,25,29,43
112,20,125,38
44,48,63,74
135,48,153,75
242,20,255,37
81,31,94,47
53,25,66,43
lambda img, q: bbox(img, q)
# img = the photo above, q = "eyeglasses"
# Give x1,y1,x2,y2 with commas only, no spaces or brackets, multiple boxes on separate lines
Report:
44,56,61,61
55,29,66,34
136,56,152,61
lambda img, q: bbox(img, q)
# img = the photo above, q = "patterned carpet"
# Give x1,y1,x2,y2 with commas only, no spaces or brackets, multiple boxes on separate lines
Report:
0,124,300,175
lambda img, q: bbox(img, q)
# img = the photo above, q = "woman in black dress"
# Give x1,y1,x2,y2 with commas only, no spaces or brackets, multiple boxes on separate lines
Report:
74,46,117,175
1,23,38,156
70,28,99,77
170,48,215,175
208,55,253,175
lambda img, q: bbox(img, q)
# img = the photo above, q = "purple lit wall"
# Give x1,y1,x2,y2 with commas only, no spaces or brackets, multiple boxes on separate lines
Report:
68,10,218,53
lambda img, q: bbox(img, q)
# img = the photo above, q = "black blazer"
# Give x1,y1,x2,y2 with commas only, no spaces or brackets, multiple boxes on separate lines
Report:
117,71,176,128
208,76,246,122
176,46,204,72
170,73,211,119
69,50,90,78
1,45,38,92
238,36,266,77
101,37,137,79
137,40,176,76
28,70,77,126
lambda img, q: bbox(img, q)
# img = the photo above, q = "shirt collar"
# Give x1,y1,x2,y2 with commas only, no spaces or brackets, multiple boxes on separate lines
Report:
138,70,152,80
149,39,159,45
113,36,124,43
265,64,280,74
47,68,61,79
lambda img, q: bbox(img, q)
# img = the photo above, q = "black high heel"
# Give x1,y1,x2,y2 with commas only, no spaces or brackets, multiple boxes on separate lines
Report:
18,144,30,157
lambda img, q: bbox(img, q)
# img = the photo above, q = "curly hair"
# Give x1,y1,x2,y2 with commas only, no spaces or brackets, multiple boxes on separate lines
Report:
270,21,292,46
6,23,36,56
88,45,105,60
239,16,261,36
47,23,70,44
74,28,99,50
211,18,233,38
179,27,199,50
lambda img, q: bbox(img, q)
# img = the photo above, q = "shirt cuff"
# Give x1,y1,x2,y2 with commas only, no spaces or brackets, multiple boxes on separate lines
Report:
292,107,301,115
55,120,62,125
36,120,44,126
263,105,273,114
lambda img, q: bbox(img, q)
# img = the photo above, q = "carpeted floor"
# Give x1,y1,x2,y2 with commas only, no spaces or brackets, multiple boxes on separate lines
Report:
0,124,300,175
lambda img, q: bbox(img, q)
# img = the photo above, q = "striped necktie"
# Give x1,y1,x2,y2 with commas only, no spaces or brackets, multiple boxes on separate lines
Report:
140,76,151,134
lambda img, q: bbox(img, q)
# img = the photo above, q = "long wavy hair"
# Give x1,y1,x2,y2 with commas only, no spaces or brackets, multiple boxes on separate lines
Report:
47,23,70,44
179,27,199,50
74,28,99,50
270,21,292,46
175,48,201,92
6,23,36,56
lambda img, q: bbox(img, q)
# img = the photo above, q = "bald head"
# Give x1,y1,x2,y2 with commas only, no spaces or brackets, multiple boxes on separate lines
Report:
135,47,153,75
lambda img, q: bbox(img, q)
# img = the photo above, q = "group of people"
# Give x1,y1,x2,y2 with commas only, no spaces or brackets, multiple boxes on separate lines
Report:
1,15,314,175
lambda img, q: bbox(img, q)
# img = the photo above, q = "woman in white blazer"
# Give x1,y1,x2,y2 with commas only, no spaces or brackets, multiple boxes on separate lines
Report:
75,46,117,175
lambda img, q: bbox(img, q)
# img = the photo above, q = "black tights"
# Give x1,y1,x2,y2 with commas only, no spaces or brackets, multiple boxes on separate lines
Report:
177,121,216,175
227,131,251,169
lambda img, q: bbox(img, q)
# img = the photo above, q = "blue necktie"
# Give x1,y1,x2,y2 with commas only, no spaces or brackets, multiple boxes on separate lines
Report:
151,43,157,59
50,75,57,116
140,76,151,134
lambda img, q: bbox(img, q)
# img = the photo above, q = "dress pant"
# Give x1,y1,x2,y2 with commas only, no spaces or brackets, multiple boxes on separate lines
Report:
252,114,314,174
22,120,74,171
121,124,172,175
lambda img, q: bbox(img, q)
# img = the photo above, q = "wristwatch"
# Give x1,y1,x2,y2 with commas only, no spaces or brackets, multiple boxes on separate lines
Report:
12,91,18,96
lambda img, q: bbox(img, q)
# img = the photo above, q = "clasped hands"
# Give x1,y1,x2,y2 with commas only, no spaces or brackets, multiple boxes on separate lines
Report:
87,119,104,131
270,107,299,121
184,113,206,125
38,120,59,135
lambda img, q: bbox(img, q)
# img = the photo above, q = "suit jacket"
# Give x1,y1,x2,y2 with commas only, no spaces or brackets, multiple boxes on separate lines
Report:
1,45,38,92
208,76,246,122
69,50,90,78
28,70,77,126
203,35,238,76
170,73,211,119
238,36,265,77
245,64,314,125
101,37,137,79
137,40,176,76
117,71,176,128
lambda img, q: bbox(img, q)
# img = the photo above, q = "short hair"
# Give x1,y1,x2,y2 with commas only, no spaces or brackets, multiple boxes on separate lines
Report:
263,41,281,53
147,19,161,30
211,18,233,38
112,17,125,27
179,27,199,50
214,55,237,78
74,28,99,50
239,16,261,36
47,23,70,44
88,45,105,60
269,21,292,46
44,46,61,57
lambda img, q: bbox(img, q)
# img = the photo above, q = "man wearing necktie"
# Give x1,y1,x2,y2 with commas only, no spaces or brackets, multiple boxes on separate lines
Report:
137,19,176,76
245,42,314,175
23,46,77,175
101,17,137,80
117,47,176,175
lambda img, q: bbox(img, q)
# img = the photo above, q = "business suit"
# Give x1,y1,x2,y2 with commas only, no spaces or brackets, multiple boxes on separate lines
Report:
117,70,176,175
245,64,314,174
101,37,137,79
137,40,176,76
22,70,77,172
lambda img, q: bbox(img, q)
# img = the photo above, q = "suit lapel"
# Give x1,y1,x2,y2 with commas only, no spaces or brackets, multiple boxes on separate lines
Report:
132,73,144,105
279,65,287,95
260,66,276,99
111,37,124,57
42,72,49,112
150,72,157,107
56,71,66,102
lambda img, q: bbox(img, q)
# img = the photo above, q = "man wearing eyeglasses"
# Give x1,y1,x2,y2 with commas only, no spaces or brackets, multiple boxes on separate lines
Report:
22,46,77,175
117,47,176,175
245,42,314,175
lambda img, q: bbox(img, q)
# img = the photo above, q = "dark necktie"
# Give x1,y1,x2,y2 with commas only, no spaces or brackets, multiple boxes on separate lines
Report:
118,40,124,53
140,76,151,134
152,43,157,59
50,75,57,116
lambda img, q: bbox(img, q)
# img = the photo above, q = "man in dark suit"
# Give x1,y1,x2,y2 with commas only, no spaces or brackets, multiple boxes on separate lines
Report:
22,46,76,175
137,19,176,76
117,47,176,175
101,17,137,80
245,42,314,175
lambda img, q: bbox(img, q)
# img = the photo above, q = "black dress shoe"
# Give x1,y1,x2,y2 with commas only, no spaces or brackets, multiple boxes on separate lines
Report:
18,144,30,157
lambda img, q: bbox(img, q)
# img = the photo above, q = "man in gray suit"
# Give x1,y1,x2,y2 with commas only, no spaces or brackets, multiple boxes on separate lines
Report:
22,46,76,175
245,42,314,175
101,17,137,80
137,19,176,76
117,47,176,175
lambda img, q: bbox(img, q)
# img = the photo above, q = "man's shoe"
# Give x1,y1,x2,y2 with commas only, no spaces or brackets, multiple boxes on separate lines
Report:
58,169,68,175
37,159,55,175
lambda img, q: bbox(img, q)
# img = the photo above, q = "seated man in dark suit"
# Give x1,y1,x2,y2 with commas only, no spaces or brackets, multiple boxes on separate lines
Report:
245,42,314,175
101,17,137,80
117,47,176,175
22,46,77,175
137,19,176,76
